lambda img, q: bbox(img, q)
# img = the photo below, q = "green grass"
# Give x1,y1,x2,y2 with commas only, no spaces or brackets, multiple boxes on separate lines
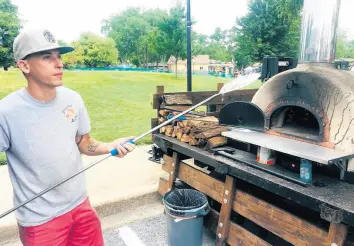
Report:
0,152,6,165
0,69,261,164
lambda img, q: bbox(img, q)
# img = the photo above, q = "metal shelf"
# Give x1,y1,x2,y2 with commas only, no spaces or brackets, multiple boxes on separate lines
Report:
222,129,354,165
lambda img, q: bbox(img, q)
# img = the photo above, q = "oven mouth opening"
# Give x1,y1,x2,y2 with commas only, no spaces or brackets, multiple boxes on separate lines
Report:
270,106,321,141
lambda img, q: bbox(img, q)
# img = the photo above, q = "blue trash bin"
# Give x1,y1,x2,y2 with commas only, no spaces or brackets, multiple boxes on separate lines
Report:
163,189,210,246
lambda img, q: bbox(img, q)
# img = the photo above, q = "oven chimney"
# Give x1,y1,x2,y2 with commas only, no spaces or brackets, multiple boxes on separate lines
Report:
299,0,341,63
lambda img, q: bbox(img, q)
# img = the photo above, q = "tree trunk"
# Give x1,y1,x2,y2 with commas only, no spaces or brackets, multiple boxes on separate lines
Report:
175,59,178,79
136,51,141,67
145,47,148,68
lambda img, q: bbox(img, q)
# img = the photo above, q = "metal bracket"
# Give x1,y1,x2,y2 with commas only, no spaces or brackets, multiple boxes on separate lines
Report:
148,144,164,164
319,203,344,223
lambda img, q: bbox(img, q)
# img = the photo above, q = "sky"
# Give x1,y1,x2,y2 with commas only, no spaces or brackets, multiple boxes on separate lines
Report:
10,0,354,43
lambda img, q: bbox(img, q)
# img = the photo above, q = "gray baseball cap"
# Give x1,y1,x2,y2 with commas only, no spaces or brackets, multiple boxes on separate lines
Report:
13,28,74,61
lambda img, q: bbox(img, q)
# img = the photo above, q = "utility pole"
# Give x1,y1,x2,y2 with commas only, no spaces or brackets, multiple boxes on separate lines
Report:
186,0,192,91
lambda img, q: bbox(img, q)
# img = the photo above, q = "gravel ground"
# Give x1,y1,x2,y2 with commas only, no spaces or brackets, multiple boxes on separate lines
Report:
103,214,215,246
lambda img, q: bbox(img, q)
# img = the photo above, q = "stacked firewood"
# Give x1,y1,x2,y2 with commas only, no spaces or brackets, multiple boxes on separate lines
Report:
158,110,229,150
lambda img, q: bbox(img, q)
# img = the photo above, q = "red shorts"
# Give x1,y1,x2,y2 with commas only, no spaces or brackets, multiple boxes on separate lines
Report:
18,197,104,246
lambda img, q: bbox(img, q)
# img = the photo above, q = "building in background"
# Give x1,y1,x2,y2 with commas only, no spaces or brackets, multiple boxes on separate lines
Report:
167,55,234,77
208,59,234,77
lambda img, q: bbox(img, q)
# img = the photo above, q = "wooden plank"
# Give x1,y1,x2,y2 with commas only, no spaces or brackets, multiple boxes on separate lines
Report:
163,94,193,105
152,86,165,110
206,111,220,117
161,163,331,245
227,221,271,246
161,155,173,173
160,106,192,111
181,159,211,174
178,162,224,203
327,223,348,246
151,118,158,133
156,86,164,94
152,89,258,109
233,190,328,246
176,163,329,246
160,164,347,246
216,176,236,246
167,152,180,191
217,83,224,91
216,83,224,112
158,177,169,196
204,208,270,246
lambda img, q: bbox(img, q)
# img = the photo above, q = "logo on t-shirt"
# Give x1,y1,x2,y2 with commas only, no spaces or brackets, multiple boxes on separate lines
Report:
62,105,78,123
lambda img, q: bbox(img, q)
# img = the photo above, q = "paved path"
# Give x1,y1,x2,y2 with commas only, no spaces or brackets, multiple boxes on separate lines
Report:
0,145,167,244
103,215,215,246
4,209,216,246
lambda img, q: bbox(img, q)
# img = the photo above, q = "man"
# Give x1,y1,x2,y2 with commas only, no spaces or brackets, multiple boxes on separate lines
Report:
0,28,135,245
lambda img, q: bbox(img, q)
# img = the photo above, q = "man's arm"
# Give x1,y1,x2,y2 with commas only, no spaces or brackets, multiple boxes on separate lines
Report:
76,134,110,156
76,134,135,157
0,116,10,152
74,94,135,157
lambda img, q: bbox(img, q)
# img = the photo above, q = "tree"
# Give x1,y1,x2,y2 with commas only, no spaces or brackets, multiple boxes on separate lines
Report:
102,8,152,67
102,7,168,67
191,32,208,56
336,29,354,59
62,33,118,68
205,43,232,61
157,3,187,77
233,0,303,68
210,27,226,44
142,9,168,67
205,27,233,61
0,0,21,70
61,40,84,68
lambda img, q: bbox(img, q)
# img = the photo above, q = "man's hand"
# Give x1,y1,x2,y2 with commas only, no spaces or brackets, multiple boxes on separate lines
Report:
76,134,135,157
107,136,136,158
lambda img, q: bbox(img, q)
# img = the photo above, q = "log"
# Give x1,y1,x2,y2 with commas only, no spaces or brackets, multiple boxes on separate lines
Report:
176,128,184,140
165,126,174,137
160,114,228,149
158,117,166,124
172,126,178,138
189,137,199,146
193,126,229,139
181,134,193,143
183,127,192,135
178,121,186,128
185,117,219,128
193,116,219,122
160,126,166,133
205,136,227,150
159,110,170,116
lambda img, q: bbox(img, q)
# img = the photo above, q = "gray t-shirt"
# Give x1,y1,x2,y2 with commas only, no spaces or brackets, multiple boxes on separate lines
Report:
0,86,91,226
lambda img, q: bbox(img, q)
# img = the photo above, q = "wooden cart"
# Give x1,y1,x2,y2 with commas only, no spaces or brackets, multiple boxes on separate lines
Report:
151,85,354,246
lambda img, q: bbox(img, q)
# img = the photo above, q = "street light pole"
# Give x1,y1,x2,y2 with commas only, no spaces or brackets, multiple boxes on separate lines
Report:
186,0,192,92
